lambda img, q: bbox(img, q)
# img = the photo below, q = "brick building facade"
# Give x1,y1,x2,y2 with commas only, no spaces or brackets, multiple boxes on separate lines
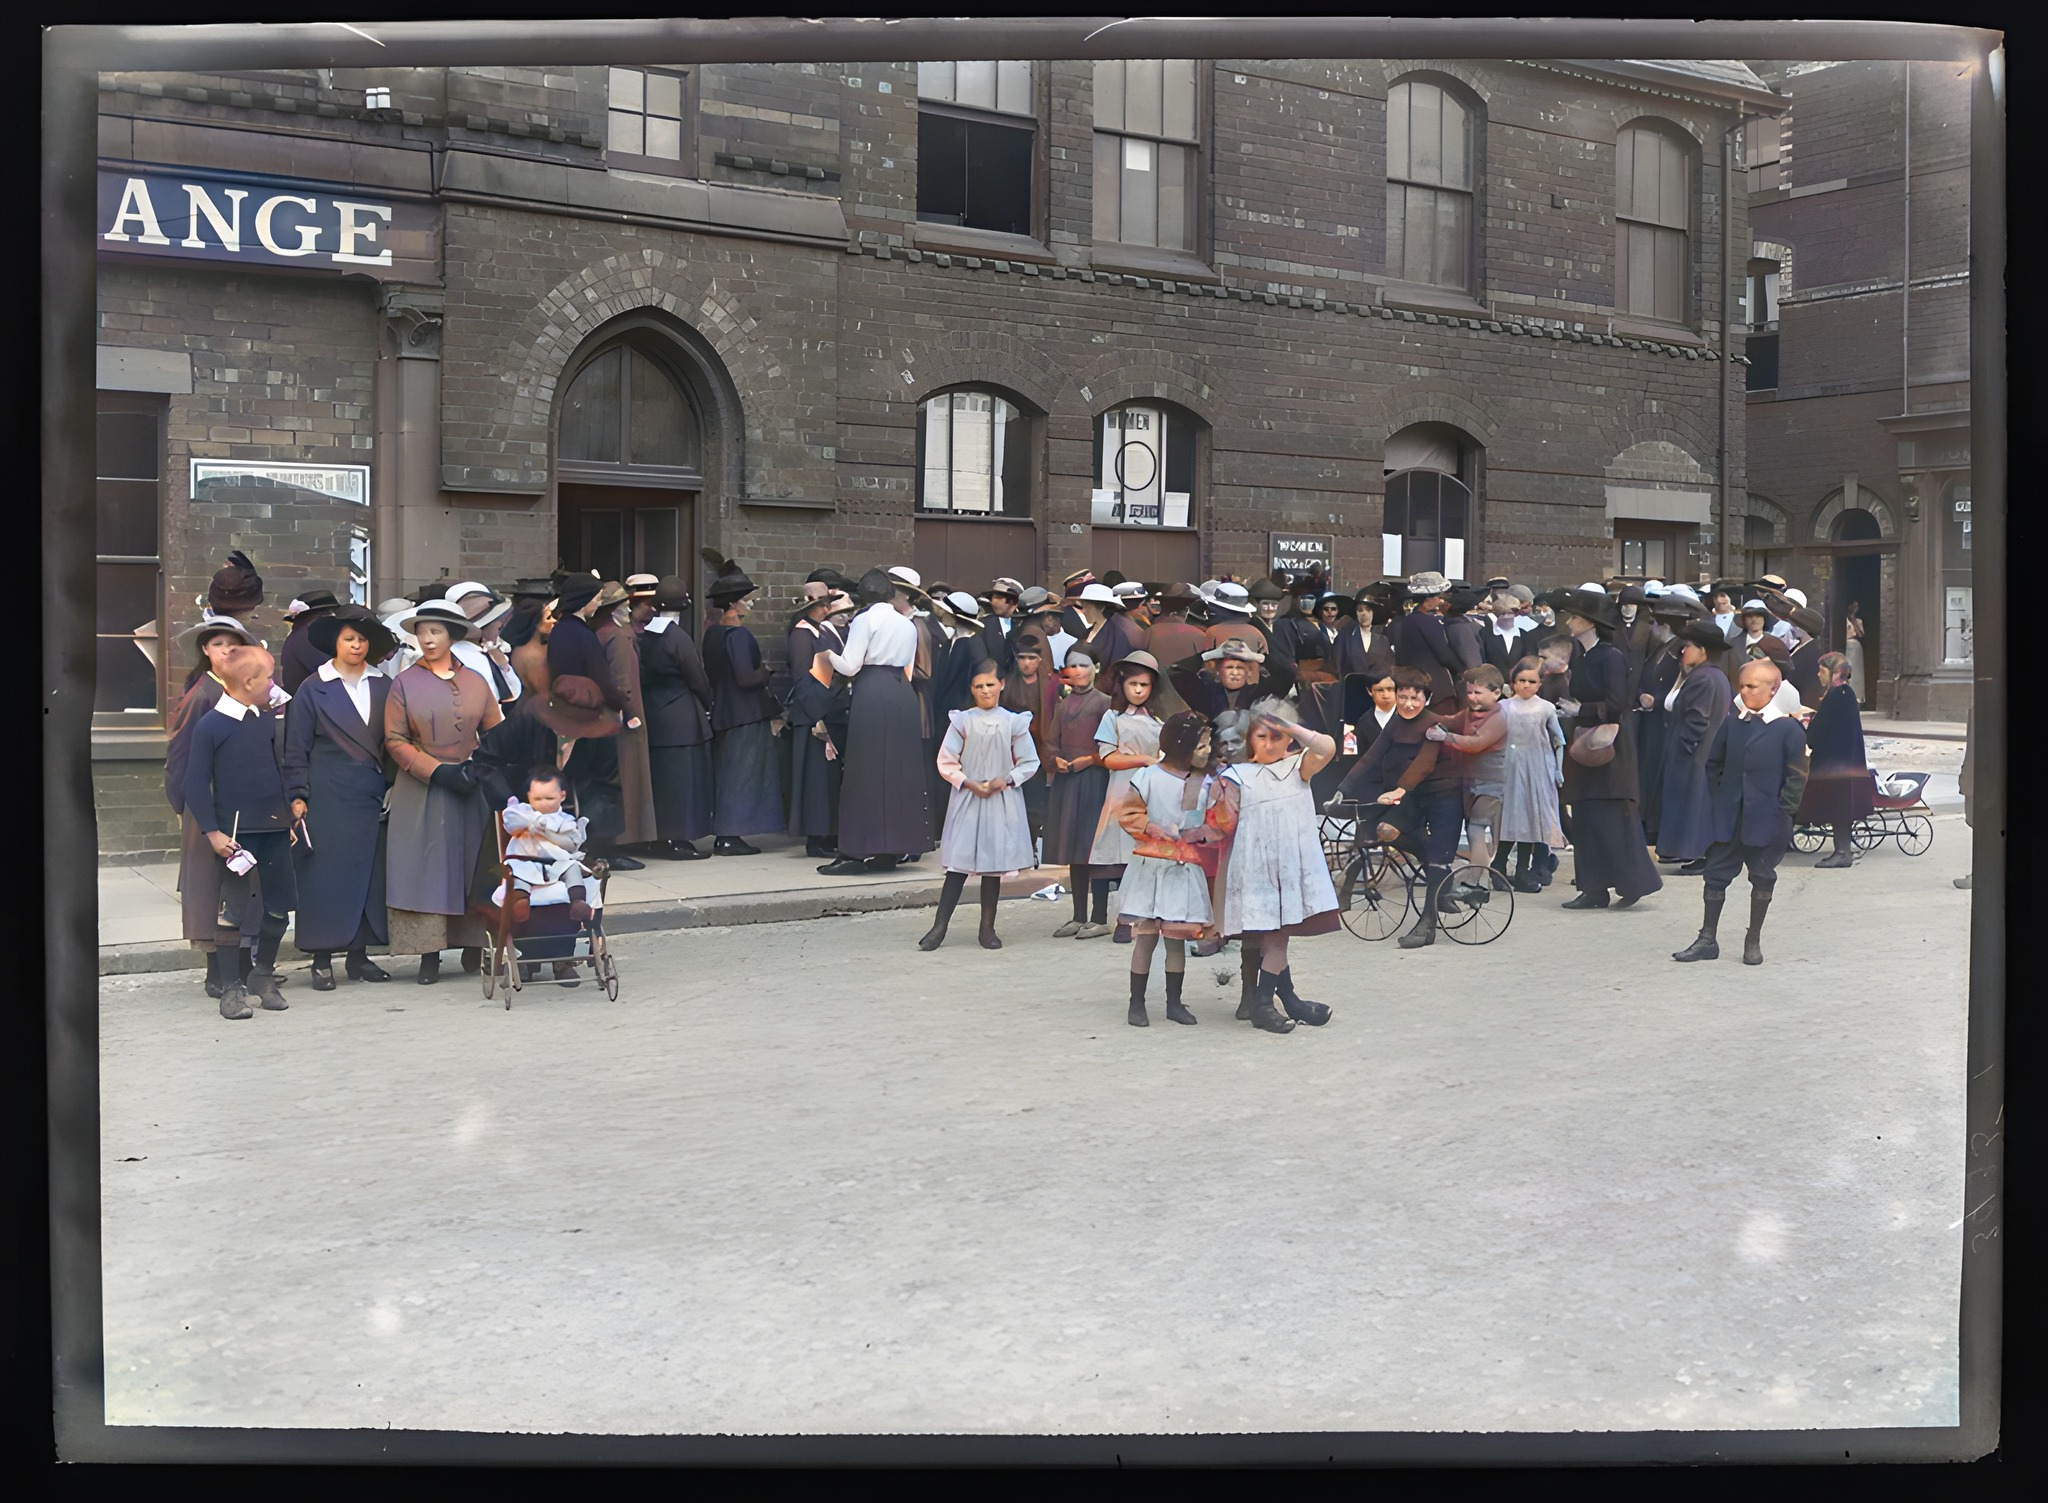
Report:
92,55,1773,857
1741,59,1974,720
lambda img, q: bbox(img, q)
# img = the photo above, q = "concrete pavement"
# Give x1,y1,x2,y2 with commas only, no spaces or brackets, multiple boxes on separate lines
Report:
96,810,1976,1436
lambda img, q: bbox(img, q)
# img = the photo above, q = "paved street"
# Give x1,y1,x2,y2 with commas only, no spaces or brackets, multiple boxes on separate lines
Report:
97,812,1974,1436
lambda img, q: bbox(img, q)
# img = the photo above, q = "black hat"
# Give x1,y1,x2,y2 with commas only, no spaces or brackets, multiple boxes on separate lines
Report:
207,550,263,613
656,574,693,611
1101,569,1128,588
1445,584,1488,614
509,577,557,602
700,548,757,607
854,567,898,608
1552,586,1623,631
1618,584,1648,606
1676,619,1729,652
308,605,398,662
556,574,603,614
410,581,449,607
286,588,341,620
1247,578,1286,602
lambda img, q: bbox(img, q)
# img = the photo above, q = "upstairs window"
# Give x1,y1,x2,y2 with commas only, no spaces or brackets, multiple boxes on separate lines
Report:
916,388,1032,515
1742,255,1781,391
1616,124,1693,325
608,66,691,175
1743,116,1784,194
1092,60,1199,252
1385,79,1475,292
917,61,1035,236
1091,403,1197,528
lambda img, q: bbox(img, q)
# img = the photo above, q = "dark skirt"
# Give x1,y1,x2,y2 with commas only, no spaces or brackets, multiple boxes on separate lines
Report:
1796,769,1877,827
785,722,841,839
1043,764,1110,867
1636,709,1669,840
711,719,786,837
835,666,934,858
291,739,389,952
650,743,715,844
1656,744,1716,862
564,735,623,843
1569,799,1664,899
385,767,487,917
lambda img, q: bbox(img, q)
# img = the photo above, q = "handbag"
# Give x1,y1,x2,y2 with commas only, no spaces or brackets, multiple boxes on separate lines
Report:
1568,723,1620,767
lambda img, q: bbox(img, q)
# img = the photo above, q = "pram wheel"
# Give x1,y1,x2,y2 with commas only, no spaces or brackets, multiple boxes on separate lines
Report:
1895,814,1933,856
1791,825,1827,855
1853,817,1886,851
597,945,620,1001
1436,862,1514,945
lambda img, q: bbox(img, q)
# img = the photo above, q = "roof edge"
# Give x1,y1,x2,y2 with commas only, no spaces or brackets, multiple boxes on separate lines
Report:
1552,58,1788,112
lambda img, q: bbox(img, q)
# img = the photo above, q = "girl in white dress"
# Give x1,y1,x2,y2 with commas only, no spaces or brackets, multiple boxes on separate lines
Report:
1108,711,1221,1028
1089,651,1165,941
918,663,1041,952
1214,697,1340,1034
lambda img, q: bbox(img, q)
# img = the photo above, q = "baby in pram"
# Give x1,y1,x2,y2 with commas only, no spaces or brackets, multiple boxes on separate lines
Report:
491,766,603,985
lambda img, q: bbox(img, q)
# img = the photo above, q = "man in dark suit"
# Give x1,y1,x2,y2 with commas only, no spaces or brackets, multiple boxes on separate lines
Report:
1672,658,1811,967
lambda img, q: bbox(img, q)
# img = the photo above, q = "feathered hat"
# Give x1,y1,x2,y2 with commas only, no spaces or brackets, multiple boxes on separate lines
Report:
207,550,263,613
701,548,758,607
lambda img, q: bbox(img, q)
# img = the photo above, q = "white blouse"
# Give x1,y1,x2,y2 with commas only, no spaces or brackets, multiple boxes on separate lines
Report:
827,602,918,674
318,659,384,724
1664,678,1682,711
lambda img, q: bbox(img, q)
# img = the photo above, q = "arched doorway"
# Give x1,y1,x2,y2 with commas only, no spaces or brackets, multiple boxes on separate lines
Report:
1829,507,1883,667
1382,423,1478,579
554,314,729,628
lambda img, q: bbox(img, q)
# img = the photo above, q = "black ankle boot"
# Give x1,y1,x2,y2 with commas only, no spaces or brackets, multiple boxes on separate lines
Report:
1128,970,1149,1027
1398,906,1437,948
1744,889,1772,965
203,949,229,1000
310,952,336,991
1249,970,1295,1034
977,878,1002,950
1673,891,1724,962
1237,948,1260,1020
1274,967,1330,1025
346,949,390,983
919,874,965,951
1164,969,1196,1025
1561,888,1610,910
417,952,441,985
460,946,483,975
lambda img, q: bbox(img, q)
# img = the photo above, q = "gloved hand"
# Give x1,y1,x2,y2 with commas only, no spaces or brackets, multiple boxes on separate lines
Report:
429,761,474,794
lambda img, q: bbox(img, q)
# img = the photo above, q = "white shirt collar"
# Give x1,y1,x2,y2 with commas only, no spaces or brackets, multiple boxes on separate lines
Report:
317,661,384,682
211,695,260,721
1736,697,1787,723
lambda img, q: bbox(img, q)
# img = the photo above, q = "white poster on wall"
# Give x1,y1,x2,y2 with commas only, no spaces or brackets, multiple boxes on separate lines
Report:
1382,534,1402,577
191,460,370,505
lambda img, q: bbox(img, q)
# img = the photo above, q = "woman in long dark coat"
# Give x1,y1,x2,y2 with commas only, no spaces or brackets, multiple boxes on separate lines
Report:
281,606,395,989
783,588,852,860
384,601,503,984
1654,619,1734,869
699,552,784,854
635,575,716,859
1552,587,1663,909
166,614,261,997
819,568,932,874
1633,606,1688,845
1795,651,1874,869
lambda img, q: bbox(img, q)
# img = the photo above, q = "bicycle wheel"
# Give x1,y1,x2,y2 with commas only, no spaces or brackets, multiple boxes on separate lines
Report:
1895,814,1933,856
1853,817,1886,851
1339,847,1413,941
1436,862,1515,945
1791,825,1827,855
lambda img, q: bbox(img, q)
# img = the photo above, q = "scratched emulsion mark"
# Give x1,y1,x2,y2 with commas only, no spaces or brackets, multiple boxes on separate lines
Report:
1737,1211,1788,1264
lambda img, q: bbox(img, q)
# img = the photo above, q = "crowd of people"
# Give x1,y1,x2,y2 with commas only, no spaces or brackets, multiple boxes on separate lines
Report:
165,546,1876,1025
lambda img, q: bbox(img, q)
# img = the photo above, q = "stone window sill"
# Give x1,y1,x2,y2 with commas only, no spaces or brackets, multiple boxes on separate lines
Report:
1089,243,1221,285
92,728,169,761
1610,316,1706,349
915,510,1035,524
913,224,1055,264
1381,282,1489,318
739,495,836,512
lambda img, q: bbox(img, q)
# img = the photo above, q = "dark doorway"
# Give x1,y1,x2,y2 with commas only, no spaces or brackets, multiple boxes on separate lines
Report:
1830,508,1883,703
558,485,695,627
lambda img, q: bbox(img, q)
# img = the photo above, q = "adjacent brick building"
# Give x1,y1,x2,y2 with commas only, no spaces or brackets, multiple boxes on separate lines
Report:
92,55,1774,857
1741,59,1974,720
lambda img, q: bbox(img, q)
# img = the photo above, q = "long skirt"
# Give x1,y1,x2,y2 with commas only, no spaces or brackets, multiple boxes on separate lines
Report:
1568,799,1663,900
650,743,715,844
836,666,933,858
565,735,623,844
1636,710,1670,842
385,767,486,919
1043,764,1110,867
1656,749,1716,862
615,723,658,846
177,809,249,949
1846,636,1868,705
291,740,389,952
711,719,786,837
784,721,840,840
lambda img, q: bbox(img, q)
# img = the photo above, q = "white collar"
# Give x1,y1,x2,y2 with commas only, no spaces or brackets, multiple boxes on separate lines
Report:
317,661,383,683
1735,697,1787,723
211,695,260,721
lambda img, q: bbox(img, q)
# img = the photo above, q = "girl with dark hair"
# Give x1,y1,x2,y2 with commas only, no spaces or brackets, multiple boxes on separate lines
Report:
1001,628,1059,858
1794,650,1873,869
1494,656,1567,891
1043,645,1113,936
1109,711,1220,1027
1089,651,1166,942
1551,587,1663,910
917,663,1040,951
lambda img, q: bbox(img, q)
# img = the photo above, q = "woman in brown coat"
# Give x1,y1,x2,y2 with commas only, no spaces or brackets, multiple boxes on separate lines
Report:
595,582,658,849
166,614,261,998
384,600,504,984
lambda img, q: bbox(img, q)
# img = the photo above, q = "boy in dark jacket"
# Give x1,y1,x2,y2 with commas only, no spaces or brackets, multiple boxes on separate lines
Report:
182,645,299,1018
1672,659,1811,967
1335,666,1464,948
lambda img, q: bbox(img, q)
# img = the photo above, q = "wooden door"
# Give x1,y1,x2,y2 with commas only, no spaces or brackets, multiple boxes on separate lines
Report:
559,485,694,621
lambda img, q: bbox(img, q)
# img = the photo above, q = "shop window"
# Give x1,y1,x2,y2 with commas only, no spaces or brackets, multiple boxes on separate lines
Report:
1092,59,1200,252
1385,78,1476,293
1942,479,1972,665
96,393,165,725
1616,122,1694,326
916,388,1032,515
917,61,1035,237
558,343,703,473
1091,402,1197,527
607,66,692,176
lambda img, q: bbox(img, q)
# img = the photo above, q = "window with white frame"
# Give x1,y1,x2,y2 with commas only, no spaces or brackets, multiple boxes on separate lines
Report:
916,388,1032,515
1092,60,1200,252
607,66,690,173
1616,123,1693,325
916,61,1036,236
1385,78,1476,292
1091,403,1196,527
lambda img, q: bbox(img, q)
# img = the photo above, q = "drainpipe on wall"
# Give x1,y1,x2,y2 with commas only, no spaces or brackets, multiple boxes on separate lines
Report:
1901,61,1912,418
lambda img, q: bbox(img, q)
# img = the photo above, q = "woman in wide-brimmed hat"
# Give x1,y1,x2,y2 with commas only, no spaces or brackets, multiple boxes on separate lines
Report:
587,579,660,856
276,587,342,694
698,550,784,855
383,600,504,983
1388,570,1462,712
1073,580,1146,672
282,606,397,989
1087,650,1167,940
165,614,266,996
781,578,854,860
819,567,935,874
1549,585,1662,910
1652,618,1736,872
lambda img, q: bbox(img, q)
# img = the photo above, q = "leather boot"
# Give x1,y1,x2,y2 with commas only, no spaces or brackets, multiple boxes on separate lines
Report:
309,952,336,992
1274,967,1330,1025
977,877,1002,950
1128,970,1149,1028
1164,969,1197,1025
417,952,441,985
345,949,390,983
1743,887,1772,965
1248,970,1296,1034
203,948,230,1001
1671,890,1724,962
1237,945,1260,1020
918,873,966,951
1561,888,1610,910
218,982,252,1020
1814,849,1855,869
1397,906,1437,948
245,966,288,1011
460,946,484,974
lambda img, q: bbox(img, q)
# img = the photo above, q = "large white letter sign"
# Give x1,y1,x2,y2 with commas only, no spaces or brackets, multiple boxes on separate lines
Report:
331,201,394,266
181,183,250,252
254,194,322,257
103,178,170,245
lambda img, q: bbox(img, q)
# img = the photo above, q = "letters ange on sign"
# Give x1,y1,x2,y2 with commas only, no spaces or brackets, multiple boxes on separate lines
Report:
98,169,434,278
1268,532,1334,579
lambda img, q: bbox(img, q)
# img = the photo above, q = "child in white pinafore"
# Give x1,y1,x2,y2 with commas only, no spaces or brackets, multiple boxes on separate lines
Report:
917,662,1041,952
1495,655,1567,893
1089,651,1165,941
1108,710,1222,1028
